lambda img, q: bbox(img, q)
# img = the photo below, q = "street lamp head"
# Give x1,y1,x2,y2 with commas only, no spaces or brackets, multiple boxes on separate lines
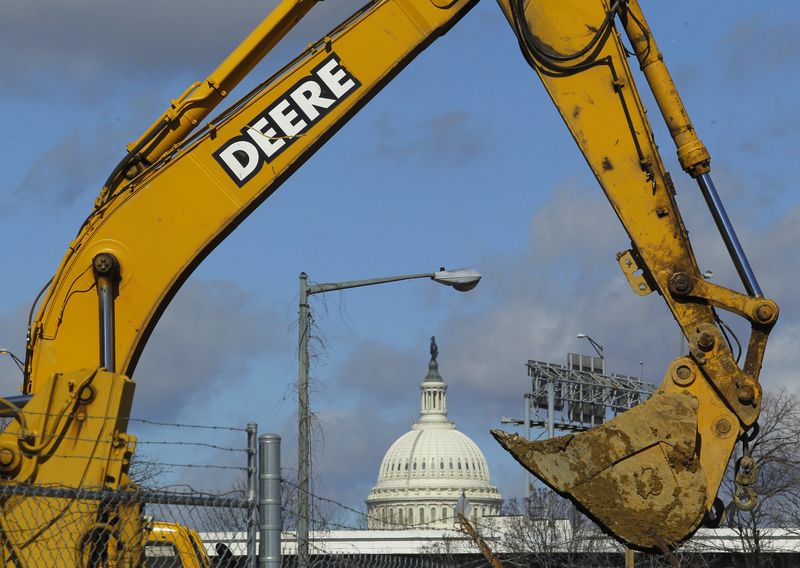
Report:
0,348,24,372
432,268,481,292
576,333,587,339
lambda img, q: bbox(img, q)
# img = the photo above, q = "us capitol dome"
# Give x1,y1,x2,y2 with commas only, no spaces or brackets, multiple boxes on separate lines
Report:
366,337,502,529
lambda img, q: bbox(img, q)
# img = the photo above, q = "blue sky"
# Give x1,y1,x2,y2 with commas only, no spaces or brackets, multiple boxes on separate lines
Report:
1,1,799,520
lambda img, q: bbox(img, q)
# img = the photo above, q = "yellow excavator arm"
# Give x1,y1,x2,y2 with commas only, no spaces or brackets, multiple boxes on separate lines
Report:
7,0,776,558
492,0,777,551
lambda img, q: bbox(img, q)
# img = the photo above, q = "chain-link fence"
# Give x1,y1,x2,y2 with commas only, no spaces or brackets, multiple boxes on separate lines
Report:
0,390,259,568
0,482,254,566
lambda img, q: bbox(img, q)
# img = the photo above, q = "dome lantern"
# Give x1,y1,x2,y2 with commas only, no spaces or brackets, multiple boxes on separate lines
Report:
419,337,449,422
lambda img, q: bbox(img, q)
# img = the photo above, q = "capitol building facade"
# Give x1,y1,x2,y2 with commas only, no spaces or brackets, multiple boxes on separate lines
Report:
366,338,502,529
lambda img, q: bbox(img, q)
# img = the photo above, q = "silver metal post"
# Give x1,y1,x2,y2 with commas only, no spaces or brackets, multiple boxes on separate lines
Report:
298,273,310,568
93,253,119,372
523,393,531,498
247,423,258,568
259,434,281,568
546,380,555,440
697,173,762,297
98,282,115,371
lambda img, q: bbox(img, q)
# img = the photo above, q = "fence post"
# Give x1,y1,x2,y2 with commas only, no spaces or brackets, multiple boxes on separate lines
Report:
247,423,258,567
259,434,281,568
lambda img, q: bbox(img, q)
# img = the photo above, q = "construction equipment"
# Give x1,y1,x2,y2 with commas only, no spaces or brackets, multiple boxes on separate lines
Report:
491,0,776,551
144,522,211,568
1,0,776,561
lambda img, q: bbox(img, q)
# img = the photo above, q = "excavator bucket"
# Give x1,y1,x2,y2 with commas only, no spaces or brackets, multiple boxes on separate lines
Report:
492,391,708,551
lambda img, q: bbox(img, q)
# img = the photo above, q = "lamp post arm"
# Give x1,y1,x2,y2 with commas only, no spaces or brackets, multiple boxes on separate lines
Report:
584,336,604,359
307,273,433,295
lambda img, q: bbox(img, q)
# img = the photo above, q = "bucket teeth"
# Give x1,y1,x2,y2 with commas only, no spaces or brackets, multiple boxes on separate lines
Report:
492,391,708,551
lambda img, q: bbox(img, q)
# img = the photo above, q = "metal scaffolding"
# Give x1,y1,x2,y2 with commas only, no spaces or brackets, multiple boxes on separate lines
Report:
503,355,656,437
502,355,657,498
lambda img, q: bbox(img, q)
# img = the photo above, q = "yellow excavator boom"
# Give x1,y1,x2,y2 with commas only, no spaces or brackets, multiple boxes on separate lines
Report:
24,0,478,393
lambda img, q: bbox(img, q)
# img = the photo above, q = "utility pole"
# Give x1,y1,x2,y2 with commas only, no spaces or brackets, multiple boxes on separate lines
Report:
297,273,311,568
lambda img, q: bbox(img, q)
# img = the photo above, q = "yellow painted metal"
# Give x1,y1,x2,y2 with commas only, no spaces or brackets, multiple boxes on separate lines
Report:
148,522,211,568
496,0,776,420
493,0,778,550
128,0,321,169
26,0,477,394
617,249,653,296
0,368,139,565
661,357,738,514
619,0,710,178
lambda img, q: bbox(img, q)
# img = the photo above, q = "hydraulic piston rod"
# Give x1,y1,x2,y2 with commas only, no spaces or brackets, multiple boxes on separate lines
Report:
93,253,120,372
697,173,762,297
619,0,762,297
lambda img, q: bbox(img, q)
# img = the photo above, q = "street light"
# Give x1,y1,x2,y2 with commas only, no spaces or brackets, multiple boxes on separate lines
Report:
0,349,24,373
576,333,604,358
296,267,480,568
576,333,605,375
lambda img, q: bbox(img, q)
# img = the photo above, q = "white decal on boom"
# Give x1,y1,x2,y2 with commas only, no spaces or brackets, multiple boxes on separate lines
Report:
214,54,360,187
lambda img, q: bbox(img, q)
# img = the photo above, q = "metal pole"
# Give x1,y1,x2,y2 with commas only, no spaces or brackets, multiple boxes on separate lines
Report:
625,547,635,568
307,273,432,294
696,173,762,297
93,253,119,372
297,273,310,568
259,434,281,568
247,423,258,568
523,393,531,499
546,380,555,439
97,280,115,371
